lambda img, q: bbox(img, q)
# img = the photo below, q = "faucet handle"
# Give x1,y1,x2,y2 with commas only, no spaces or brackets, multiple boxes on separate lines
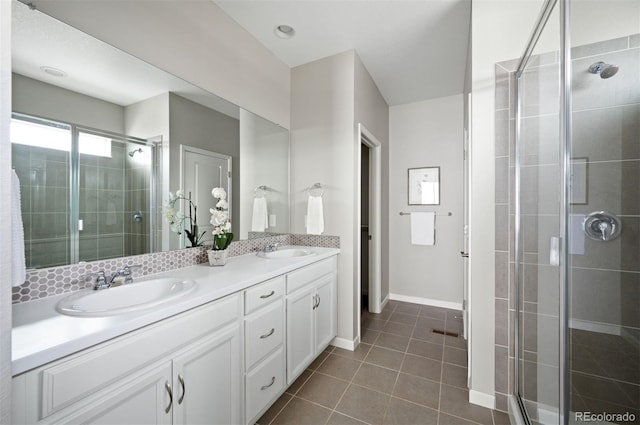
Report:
121,264,142,284
80,271,108,289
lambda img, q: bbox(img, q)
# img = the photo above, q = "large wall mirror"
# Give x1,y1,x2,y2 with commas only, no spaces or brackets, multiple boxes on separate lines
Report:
11,1,290,269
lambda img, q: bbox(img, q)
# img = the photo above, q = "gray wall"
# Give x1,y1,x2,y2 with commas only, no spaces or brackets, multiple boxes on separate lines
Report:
239,109,289,238
389,95,464,307
12,73,124,133
291,50,389,346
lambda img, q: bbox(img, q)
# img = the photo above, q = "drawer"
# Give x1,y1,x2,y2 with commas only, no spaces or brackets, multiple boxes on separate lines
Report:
286,256,336,294
245,299,284,370
246,347,285,424
245,276,284,314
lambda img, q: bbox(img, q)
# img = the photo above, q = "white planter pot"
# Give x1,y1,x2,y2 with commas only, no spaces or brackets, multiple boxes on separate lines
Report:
208,249,228,266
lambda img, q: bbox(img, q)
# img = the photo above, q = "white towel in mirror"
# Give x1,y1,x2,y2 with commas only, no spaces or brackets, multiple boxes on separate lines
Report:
410,212,435,246
251,197,269,232
306,195,324,235
12,170,26,287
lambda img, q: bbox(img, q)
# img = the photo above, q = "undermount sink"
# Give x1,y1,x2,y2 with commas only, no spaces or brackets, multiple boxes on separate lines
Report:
257,247,316,259
56,278,197,317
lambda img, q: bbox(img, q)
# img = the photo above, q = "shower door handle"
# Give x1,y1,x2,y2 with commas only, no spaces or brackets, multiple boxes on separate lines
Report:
460,251,469,258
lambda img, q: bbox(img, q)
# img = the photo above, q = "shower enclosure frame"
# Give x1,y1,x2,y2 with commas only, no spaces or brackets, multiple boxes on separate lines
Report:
12,112,158,266
512,0,571,424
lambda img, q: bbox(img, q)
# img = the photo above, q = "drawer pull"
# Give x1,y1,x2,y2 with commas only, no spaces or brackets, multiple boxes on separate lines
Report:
261,376,276,391
178,374,186,404
260,328,275,339
165,381,173,413
260,290,275,299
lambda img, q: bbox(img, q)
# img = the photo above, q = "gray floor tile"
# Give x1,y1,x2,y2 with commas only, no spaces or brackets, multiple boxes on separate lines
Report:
394,303,422,316
493,410,511,425
327,412,370,425
407,338,444,361
441,363,468,390
271,396,332,425
317,353,362,381
352,362,400,394
389,312,419,326
383,321,415,337
365,346,405,371
334,343,372,361
383,396,439,425
361,328,381,344
438,413,479,425
308,350,330,370
412,325,446,345
376,332,410,352
392,373,440,409
443,346,468,367
419,305,448,321
363,317,387,331
336,384,391,425
401,353,442,382
296,372,349,409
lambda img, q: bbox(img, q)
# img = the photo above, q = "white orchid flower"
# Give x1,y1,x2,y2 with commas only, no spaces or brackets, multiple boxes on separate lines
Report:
211,187,226,200
216,199,229,210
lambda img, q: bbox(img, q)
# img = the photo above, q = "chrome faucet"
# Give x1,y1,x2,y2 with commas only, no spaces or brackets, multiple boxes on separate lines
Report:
82,264,142,290
263,242,282,252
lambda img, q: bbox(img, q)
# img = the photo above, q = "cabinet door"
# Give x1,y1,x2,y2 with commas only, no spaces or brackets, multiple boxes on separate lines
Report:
314,274,337,353
60,363,173,425
172,324,241,425
286,286,315,385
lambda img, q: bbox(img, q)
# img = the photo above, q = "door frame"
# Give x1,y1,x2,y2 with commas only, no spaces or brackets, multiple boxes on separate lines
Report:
179,144,232,248
357,124,382,325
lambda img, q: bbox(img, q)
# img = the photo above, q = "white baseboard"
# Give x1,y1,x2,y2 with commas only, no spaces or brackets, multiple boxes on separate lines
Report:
469,390,495,409
569,319,621,336
389,293,463,311
331,335,359,351
381,294,389,310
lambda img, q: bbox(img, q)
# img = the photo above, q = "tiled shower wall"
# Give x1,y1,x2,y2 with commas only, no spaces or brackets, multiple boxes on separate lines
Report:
12,144,71,268
494,34,640,416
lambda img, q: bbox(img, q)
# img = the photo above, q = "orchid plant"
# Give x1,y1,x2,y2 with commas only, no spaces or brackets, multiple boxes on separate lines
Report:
165,190,206,247
210,187,233,250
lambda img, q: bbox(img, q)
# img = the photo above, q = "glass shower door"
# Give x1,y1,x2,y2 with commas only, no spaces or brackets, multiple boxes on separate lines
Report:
515,4,563,424
568,4,640,421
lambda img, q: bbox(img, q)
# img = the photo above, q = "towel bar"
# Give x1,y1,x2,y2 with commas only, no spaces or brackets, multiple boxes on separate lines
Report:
399,211,452,217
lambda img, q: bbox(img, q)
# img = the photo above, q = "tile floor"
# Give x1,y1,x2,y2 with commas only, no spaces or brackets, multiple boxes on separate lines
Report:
257,300,511,425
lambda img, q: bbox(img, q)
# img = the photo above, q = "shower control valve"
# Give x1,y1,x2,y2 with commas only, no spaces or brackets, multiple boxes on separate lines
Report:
583,211,622,242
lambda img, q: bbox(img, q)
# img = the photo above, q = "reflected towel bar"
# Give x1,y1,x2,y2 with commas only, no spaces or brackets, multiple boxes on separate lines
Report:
399,211,452,217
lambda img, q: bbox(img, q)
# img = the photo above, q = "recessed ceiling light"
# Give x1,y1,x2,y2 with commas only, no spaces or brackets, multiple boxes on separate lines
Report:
40,66,67,77
274,24,295,39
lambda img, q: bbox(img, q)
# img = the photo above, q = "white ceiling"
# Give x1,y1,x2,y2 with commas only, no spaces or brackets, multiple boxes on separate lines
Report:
214,0,471,106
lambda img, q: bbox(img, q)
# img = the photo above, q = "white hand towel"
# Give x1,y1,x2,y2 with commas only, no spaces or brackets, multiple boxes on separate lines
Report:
12,170,26,287
306,195,324,235
410,212,435,246
251,197,269,232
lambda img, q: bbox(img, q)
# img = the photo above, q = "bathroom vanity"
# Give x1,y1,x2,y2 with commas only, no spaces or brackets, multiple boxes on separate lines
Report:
11,248,339,425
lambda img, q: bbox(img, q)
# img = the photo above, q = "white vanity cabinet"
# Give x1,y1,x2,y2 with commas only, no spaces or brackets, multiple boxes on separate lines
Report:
243,276,286,425
12,294,242,425
285,256,337,385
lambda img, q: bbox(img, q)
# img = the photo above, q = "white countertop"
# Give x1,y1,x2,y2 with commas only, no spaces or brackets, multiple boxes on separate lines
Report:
12,247,339,376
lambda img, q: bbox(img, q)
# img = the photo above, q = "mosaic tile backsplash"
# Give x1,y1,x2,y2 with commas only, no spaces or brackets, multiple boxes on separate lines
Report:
12,233,340,304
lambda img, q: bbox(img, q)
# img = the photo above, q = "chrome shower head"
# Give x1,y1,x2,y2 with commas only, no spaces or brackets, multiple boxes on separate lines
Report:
588,61,619,79
128,147,143,157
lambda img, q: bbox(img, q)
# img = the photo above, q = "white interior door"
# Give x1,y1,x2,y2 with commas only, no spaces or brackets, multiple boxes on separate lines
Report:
180,145,231,248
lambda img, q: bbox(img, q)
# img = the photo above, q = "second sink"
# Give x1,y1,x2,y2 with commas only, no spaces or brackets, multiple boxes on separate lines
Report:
257,247,316,259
